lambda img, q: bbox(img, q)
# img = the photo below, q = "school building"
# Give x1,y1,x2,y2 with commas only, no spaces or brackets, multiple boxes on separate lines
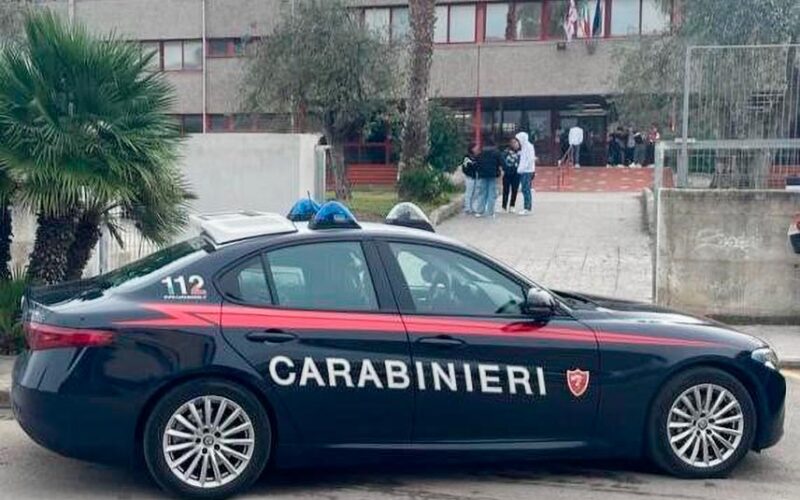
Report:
37,0,675,171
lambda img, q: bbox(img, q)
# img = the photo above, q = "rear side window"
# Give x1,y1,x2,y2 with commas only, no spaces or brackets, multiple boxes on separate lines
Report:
218,256,272,305
266,242,378,311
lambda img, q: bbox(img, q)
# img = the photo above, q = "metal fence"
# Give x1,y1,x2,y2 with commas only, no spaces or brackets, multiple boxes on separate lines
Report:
666,44,800,190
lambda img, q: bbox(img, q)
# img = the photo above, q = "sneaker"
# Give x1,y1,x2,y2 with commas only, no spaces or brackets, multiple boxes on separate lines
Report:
517,209,529,216
474,213,483,218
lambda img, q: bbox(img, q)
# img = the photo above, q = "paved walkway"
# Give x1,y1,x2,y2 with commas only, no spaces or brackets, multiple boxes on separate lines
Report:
440,192,653,301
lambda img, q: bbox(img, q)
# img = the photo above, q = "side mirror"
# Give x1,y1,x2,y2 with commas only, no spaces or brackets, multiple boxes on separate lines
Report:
524,288,556,317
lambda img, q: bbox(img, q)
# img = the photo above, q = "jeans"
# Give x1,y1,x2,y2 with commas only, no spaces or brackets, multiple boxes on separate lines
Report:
570,144,581,166
519,172,535,211
501,171,519,210
463,176,476,212
476,177,498,216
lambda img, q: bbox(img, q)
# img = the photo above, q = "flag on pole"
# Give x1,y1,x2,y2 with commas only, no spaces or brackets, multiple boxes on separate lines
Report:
592,0,603,37
563,0,578,41
578,1,592,38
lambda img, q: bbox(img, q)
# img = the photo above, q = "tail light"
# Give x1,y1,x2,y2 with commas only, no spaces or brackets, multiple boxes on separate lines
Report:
24,322,114,351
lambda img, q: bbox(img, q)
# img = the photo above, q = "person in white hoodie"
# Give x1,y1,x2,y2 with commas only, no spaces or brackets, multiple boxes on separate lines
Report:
515,132,536,215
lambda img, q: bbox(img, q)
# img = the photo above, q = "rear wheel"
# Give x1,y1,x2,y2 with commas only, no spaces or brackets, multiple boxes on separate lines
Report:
144,379,270,499
648,367,756,478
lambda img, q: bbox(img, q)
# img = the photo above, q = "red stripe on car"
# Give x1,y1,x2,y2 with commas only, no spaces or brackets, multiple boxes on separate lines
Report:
114,303,716,347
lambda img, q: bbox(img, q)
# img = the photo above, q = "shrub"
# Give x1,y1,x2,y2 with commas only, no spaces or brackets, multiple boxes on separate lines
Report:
398,166,453,203
428,103,466,173
0,278,26,355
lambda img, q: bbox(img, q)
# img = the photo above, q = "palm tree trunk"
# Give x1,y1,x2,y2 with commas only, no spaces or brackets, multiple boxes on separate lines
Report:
398,0,436,182
0,198,12,281
64,212,101,281
27,212,76,285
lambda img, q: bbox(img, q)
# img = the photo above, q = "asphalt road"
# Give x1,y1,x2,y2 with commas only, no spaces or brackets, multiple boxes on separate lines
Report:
0,371,797,500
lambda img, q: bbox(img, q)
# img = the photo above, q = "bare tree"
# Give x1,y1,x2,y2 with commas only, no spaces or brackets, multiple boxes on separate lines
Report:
398,0,436,190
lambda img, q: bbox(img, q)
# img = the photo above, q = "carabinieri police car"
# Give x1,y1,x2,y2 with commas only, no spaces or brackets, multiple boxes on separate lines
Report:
12,200,785,499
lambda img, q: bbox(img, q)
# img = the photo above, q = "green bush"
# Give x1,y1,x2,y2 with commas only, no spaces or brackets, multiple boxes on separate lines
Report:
428,103,466,172
398,167,453,203
0,278,27,355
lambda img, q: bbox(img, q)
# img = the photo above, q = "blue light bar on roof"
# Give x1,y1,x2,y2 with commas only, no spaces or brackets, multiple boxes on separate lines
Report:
287,198,321,222
308,201,361,230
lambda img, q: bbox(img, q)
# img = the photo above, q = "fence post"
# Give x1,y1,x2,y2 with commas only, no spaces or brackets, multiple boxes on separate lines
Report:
314,145,330,202
679,46,692,188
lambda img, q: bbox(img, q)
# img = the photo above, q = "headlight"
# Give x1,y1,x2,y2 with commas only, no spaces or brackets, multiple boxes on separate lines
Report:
751,347,780,370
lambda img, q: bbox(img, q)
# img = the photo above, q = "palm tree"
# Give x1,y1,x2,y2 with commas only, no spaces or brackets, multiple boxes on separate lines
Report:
0,11,192,284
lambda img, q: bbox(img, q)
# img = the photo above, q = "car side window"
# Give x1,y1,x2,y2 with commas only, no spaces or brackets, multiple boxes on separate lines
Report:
389,242,525,316
219,255,272,305
266,242,379,311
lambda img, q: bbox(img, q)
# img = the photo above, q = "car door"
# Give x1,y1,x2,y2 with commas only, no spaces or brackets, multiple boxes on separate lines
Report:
379,240,600,444
219,240,413,446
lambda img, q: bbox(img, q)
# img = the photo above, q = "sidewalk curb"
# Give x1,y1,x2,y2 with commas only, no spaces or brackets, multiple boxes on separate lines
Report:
430,194,464,226
782,357,800,369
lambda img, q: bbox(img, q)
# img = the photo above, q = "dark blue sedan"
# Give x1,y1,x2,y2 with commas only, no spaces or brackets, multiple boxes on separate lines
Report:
12,202,785,499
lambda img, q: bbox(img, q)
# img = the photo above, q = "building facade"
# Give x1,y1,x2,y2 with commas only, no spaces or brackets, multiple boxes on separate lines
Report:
39,0,674,166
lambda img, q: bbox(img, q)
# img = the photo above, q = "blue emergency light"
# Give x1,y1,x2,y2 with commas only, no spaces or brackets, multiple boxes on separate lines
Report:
308,201,361,230
287,197,321,222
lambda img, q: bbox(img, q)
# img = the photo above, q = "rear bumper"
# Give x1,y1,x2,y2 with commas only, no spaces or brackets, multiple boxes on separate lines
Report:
12,351,139,466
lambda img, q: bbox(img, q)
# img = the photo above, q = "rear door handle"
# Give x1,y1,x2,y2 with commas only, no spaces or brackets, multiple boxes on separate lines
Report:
415,335,467,348
246,329,298,344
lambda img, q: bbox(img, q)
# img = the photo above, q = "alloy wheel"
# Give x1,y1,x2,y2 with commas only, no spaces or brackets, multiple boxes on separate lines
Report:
162,395,256,489
666,383,744,468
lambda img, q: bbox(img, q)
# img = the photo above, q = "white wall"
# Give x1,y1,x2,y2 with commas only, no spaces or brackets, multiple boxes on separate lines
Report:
10,133,323,275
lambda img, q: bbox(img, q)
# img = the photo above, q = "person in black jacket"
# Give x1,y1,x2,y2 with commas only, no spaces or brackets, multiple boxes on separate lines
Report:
460,142,480,213
473,140,504,218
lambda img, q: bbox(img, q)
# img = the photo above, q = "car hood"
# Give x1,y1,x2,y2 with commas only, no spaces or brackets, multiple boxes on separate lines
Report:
554,290,766,350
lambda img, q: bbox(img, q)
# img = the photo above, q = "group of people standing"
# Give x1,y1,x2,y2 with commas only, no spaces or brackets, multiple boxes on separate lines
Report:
461,132,536,218
607,124,660,168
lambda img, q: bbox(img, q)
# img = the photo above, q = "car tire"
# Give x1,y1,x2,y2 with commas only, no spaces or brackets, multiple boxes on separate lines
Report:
648,367,756,478
144,379,271,499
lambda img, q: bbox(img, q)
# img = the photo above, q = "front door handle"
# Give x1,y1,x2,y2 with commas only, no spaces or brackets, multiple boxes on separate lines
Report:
246,329,298,344
415,335,467,348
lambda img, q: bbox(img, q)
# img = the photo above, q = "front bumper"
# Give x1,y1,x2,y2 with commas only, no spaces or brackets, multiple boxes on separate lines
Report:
752,363,786,451
12,350,140,466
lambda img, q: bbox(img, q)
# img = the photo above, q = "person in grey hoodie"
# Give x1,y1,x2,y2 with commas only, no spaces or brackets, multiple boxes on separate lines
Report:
515,132,536,215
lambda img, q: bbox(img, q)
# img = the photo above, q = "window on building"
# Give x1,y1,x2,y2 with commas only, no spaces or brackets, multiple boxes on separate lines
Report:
433,5,448,43
546,0,568,39
640,0,670,34
391,7,410,41
485,2,510,41
162,41,183,70
364,7,390,40
183,40,203,70
448,4,476,43
515,1,543,40
172,115,203,135
611,0,641,36
207,39,229,57
208,114,230,132
150,40,203,71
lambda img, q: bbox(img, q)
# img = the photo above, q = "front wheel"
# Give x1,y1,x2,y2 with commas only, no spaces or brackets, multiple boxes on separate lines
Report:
144,379,271,499
648,367,756,478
